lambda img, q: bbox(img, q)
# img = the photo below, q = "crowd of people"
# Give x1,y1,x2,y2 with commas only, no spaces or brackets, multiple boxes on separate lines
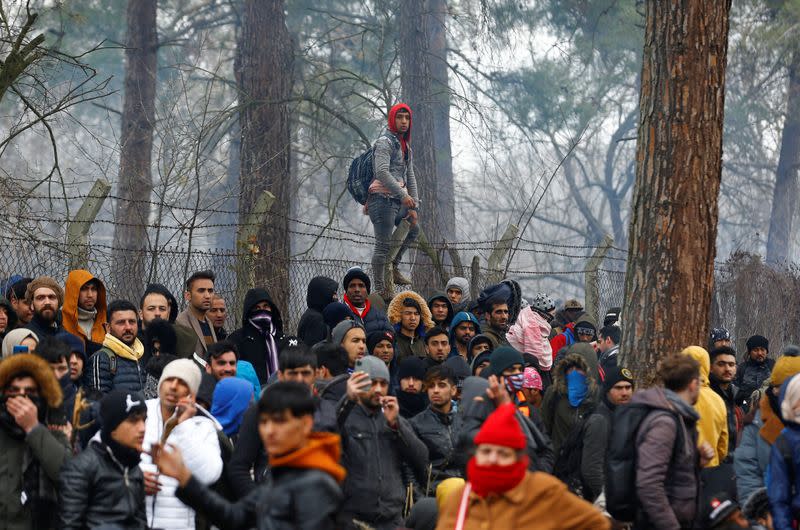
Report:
0,264,793,529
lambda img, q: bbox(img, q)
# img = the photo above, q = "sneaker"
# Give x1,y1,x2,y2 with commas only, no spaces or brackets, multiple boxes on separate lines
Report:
392,267,412,286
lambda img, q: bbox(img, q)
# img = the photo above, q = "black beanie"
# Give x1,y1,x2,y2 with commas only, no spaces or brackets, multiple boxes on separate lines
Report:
489,346,525,377
746,335,769,353
471,351,492,375
603,366,635,395
367,329,395,355
100,390,146,441
343,267,371,294
398,357,426,380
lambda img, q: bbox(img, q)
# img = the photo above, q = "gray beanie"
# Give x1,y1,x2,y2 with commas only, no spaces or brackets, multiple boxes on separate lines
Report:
159,358,202,396
355,355,390,383
332,320,363,346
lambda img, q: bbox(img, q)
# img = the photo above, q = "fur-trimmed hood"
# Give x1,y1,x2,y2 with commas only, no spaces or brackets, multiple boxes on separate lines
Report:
0,353,62,408
552,352,598,398
388,290,435,332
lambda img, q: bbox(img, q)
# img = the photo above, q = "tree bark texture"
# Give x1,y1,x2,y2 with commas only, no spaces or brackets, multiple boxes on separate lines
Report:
112,0,157,302
621,0,732,384
766,48,800,264
237,0,292,311
400,0,446,294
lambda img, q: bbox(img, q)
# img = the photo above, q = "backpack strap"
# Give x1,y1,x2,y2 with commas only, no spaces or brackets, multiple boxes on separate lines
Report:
102,348,117,376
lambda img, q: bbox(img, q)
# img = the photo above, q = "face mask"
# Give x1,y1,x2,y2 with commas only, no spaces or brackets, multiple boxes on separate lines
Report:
504,373,525,393
566,370,588,407
250,309,272,322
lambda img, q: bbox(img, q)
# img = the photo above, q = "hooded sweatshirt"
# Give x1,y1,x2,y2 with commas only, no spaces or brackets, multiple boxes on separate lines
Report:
229,288,285,385
507,306,553,370
448,311,481,360
369,103,418,201
445,277,471,313
682,346,729,466
62,270,107,345
427,293,454,329
297,276,338,347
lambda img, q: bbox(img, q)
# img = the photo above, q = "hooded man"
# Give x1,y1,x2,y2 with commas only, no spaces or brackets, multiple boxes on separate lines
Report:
341,267,391,334
448,311,481,362
62,269,107,355
153,381,345,530
388,290,435,361
139,283,179,329
59,390,147,529
139,359,222,530
6,277,32,328
367,103,420,295
736,335,775,410
437,403,607,530
427,293,454,330
683,346,729,467
297,276,338,347
396,356,429,418
86,300,146,395
445,277,470,313
229,288,285,385
0,297,18,340
0,353,71,529
23,276,65,339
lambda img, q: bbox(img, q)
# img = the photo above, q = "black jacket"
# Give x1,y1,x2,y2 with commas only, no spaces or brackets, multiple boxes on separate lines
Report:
24,313,63,339
336,396,429,525
226,403,269,499
178,466,342,530
58,440,146,530
228,288,285,385
735,357,774,410
297,277,338,347
410,406,462,486
710,374,740,455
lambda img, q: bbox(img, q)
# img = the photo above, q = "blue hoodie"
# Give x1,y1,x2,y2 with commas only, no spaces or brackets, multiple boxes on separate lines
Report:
448,312,481,359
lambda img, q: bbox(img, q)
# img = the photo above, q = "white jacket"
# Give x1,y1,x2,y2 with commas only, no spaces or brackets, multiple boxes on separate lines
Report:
140,398,223,530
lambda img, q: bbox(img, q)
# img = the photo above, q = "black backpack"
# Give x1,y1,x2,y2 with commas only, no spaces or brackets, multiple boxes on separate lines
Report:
347,148,374,204
605,402,683,522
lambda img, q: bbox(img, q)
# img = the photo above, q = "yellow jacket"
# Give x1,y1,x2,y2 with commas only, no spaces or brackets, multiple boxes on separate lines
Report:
682,346,729,466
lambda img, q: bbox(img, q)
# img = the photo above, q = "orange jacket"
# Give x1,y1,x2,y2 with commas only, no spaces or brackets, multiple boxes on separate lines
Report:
62,269,107,344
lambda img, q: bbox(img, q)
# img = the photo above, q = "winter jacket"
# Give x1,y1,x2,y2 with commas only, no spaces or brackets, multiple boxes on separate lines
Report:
736,396,780,502
394,330,427,360
336,396,429,526
598,345,619,374
683,346,729,466
507,306,553,370
228,288,285,385
342,295,391,335
736,357,775,408
769,426,800,530
549,322,576,359
0,298,18,340
175,308,217,359
86,336,146,395
226,403,269,499
633,387,701,530
139,398,223,530
710,374,742,455
61,269,107,350
388,290,434,361
427,293,454,329
371,129,418,201
447,312,481,360
177,433,344,530
23,313,64,339
58,436,146,530
314,374,349,433
297,276,338,347
435,471,610,530
410,406,463,488
541,353,600,455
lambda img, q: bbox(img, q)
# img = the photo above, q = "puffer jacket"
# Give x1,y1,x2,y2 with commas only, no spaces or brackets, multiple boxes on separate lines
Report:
737,357,775,409
297,276,338,347
177,433,345,530
541,353,599,455
683,346,729,466
336,396,429,525
228,288,285,385
58,436,146,530
86,345,145,395
139,399,223,530
632,387,701,530
372,129,418,201
342,295,391,335
507,306,553,370
736,396,781,502
410,407,462,487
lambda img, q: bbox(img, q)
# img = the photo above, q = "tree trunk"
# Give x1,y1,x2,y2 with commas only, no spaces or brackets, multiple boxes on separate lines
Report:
400,0,444,295
428,0,455,241
621,0,732,385
237,0,292,311
112,0,157,302
766,48,800,264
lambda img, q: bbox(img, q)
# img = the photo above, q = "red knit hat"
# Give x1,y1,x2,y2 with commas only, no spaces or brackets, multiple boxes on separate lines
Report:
473,403,526,450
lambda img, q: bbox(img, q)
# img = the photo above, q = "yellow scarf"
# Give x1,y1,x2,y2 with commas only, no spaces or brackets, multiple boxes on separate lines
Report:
103,333,144,362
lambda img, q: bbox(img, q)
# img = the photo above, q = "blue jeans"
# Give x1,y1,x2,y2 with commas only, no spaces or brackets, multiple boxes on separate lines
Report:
368,194,420,292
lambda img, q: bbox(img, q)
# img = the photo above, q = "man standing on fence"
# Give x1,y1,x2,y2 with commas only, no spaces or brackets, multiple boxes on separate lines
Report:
176,271,217,360
62,270,107,356
367,103,420,297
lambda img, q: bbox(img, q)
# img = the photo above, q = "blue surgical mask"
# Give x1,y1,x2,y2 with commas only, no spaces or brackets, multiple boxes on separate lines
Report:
505,373,525,393
566,370,588,407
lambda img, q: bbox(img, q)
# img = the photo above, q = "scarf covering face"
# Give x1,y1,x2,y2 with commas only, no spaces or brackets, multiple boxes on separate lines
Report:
466,454,528,498
566,370,588,407
248,309,278,378
504,373,525,393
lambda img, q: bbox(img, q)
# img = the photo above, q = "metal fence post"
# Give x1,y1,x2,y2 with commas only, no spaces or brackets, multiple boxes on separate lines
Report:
585,234,614,324
66,179,111,270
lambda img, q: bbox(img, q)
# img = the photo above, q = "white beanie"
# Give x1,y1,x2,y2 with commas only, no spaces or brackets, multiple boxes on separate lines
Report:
159,358,202,396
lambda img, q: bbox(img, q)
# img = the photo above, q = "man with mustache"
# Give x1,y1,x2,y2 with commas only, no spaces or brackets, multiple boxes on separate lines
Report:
23,276,66,339
86,300,146,394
